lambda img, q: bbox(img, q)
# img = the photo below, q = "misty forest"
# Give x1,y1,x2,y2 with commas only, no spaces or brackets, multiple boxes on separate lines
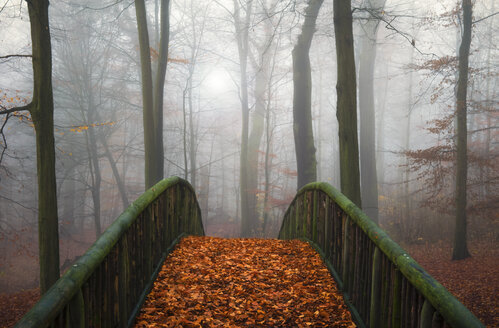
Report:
0,0,497,327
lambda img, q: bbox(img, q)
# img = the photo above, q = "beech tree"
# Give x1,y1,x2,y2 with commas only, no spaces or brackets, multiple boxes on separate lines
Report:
452,0,472,260
0,0,60,294
135,0,170,189
334,0,361,206
232,0,253,237
292,0,322,190
358,0,386,223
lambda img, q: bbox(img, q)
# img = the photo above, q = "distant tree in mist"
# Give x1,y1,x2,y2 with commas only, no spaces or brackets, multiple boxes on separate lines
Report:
357,0,386,223
231,0,253,237
452,0,472,260
292,0,322,190
405,0,498,256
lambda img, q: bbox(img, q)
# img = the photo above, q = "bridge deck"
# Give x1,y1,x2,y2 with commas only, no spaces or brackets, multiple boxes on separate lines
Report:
134,236,356,327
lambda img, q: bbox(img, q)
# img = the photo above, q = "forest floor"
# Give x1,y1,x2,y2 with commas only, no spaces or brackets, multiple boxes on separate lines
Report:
404,240,499,327
0,238,497,327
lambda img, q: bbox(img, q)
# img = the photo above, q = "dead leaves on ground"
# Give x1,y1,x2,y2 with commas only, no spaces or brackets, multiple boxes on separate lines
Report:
134,236,355,327
407,241,499,328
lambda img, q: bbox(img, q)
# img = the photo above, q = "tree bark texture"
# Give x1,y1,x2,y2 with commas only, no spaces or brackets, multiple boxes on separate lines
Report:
452,0,472,261
27,0,60,294
135,0,157,189
358,0,386,223
136,0,169,189
233,0,253,237
152,0,170,183
292,0,323,190
334,0,362,207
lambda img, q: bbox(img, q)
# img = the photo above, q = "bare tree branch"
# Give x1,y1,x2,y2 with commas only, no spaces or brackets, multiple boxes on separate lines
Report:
0,103,31,115
0,54,32,60
473,11,499,24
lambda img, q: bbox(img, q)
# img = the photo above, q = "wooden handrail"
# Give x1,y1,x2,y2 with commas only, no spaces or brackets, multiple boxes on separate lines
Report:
15,177,204,328
278,182,484,328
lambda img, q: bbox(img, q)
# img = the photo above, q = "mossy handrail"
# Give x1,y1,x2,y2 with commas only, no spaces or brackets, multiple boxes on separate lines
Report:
278,182,483,328
15,177,204,328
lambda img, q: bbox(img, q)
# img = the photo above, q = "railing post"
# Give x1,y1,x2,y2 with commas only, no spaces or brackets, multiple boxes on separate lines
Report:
420,300,435,328
145,206,152,279
68,289,85,328
324,196,330,260
118,237,129,328
295,197,301,237
392,268,402,328
312,190,318,242
370,247,381,328
341,215,351,290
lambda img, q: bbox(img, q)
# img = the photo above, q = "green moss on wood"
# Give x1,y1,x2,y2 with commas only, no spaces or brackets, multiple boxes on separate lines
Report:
15,177,204,328
278,182,484,328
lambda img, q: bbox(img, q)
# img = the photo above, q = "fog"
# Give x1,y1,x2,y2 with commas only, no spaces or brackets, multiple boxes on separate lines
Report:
0,0,497,292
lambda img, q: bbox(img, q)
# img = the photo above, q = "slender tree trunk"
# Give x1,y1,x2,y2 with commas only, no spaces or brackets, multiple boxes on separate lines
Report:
136,0,169,189
376,63,389,186
233,0,253,237
27,0,60,294
182,85,189,180
135,0,156,189
404,45,415,229
152,0,170,182
292,0,323,190
188,78,196,189
334,0,362,206
86,126,102,238
247,66,267,233
358,0,385,223
262,83,273,234
452,0,472,260
101,138,129,208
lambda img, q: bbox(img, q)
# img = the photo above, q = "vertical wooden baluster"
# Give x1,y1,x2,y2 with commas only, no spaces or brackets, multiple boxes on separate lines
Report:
383,256,392,327
420,300,435,328
324,196,330,260
370,247,381,328
303,194,308,238
391,268,401,328
312,190,317,242
411,286,419,328
119,237,129,327
432,311,444,328
295,197,301,237
67,289,85,328
341,215,351,291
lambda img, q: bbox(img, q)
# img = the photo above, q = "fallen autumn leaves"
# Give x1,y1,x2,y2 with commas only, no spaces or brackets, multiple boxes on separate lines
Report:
134,236,356,327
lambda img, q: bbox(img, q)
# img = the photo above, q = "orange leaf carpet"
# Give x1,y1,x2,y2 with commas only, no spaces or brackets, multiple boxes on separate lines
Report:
134,236,355,327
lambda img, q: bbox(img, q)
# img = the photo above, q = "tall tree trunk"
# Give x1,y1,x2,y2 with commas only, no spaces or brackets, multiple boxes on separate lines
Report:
136,0,169,189
135,0,156,189
189,79,197,189
292,0,323,190
152,0,170,182
358,0,385,223
334,0,362,206
233,0,253,237
452,0,472,260
27,0,60,294
404,45,415,229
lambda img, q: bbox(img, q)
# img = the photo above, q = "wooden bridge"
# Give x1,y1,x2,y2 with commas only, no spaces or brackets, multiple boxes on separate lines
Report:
14,177,483,327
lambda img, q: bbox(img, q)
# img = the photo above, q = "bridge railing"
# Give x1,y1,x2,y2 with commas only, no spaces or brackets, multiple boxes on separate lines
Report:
16,177,204,328
278,182,483,328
